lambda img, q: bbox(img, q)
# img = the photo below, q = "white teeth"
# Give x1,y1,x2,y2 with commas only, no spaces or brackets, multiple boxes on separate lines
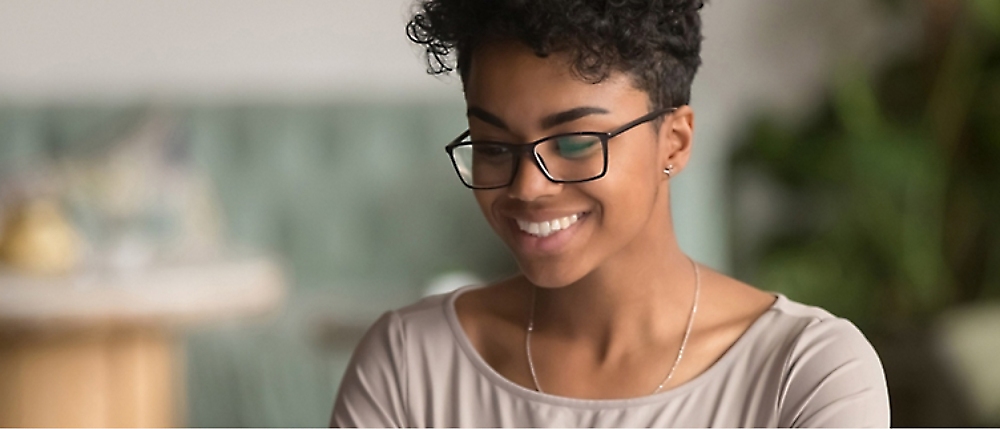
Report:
516,214,582,238
539,222,552,236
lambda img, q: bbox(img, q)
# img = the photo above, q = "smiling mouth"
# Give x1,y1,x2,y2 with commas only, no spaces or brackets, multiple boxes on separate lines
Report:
514,213,586,238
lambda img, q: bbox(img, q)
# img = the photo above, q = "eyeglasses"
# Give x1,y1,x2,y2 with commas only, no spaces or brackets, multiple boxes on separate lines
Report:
444,107,677,189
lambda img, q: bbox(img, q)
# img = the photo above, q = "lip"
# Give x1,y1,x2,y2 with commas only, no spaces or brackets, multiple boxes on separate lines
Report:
506,211,589,255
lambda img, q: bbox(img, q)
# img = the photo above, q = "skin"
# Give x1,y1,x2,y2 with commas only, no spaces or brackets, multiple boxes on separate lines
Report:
454,41,777,400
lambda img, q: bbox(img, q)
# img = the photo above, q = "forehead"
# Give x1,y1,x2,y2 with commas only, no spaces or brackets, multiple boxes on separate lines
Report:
463,42,648,117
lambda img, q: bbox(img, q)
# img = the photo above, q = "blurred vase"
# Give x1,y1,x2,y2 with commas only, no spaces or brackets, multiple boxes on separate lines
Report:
0,199,82,275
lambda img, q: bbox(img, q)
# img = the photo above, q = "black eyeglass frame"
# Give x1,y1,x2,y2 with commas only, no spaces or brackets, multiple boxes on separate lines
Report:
444,107,678,190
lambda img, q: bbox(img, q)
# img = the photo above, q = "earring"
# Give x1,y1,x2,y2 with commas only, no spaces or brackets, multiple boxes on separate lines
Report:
664,165,675,177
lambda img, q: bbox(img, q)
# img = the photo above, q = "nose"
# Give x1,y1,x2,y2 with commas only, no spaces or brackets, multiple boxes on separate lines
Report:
507,152,560,201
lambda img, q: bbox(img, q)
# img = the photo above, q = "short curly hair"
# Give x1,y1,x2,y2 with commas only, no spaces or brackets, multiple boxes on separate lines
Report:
406,0,705,110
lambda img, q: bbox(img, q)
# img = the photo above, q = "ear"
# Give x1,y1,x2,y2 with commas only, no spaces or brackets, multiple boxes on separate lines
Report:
658,105,694,179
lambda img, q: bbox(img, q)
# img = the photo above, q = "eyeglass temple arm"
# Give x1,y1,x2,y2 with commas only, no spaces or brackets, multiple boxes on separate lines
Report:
608,107,678,137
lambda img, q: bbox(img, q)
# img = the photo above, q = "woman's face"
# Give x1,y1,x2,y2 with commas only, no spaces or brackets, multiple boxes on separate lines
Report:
463,42,682,288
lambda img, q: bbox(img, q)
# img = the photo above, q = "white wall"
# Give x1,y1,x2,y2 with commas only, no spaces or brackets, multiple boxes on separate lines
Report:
0,0,915,271
0,0,462,102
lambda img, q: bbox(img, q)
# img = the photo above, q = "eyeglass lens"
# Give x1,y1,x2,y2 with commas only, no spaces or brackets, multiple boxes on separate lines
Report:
451,134,605,188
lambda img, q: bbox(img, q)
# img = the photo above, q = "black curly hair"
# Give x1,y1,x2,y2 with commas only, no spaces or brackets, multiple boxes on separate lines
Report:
406,0,705,111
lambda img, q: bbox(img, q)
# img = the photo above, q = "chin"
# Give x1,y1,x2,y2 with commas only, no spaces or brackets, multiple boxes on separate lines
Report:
515,257,590,288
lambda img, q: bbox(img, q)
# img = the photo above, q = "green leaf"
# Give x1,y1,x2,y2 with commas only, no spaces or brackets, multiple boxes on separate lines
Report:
833,67,884,140
758,242,875,329
971,0,1000,37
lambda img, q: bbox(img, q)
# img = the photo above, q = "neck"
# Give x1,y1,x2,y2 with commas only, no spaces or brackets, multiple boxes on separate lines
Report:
527,200,698,355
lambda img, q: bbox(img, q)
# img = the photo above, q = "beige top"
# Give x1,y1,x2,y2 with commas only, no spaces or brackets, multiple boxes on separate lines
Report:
331,286,890,427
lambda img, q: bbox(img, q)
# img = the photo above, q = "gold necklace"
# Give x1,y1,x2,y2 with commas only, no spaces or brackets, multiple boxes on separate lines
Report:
525,257,701,394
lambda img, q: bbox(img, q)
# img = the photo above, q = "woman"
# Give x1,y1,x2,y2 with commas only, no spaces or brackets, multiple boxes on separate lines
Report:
331,0,890,427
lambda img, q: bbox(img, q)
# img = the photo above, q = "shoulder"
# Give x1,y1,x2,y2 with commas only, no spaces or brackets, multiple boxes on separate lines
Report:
340,289,471,392
331,289,469,428
360,289,465,355
771,296,881,363
768,296,891,427
340,293,455,384
763,295,884,378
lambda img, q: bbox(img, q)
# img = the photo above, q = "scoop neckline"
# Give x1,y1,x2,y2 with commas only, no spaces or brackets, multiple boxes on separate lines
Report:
443,284,784,409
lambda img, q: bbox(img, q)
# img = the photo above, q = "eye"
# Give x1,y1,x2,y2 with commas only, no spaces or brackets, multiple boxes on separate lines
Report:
554,135,602,159
470,143,512,165
472,143,510,158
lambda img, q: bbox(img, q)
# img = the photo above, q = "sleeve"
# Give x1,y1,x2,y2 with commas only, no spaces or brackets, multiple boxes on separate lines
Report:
776,317,891,428
330,311,409,428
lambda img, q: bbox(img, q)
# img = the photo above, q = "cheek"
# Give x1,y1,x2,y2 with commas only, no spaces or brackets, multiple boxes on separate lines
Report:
472,190,505,231
591,153,662,230
472,190,493,217
609,133,661,179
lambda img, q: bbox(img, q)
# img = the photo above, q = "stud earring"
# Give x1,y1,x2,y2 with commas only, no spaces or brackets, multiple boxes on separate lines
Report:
664,165,675,177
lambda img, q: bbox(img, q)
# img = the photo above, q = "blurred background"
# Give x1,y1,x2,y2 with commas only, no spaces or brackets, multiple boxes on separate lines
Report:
0,0,997,426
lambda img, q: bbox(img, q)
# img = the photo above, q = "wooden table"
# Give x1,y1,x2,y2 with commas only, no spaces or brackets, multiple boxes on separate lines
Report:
0,256,285,428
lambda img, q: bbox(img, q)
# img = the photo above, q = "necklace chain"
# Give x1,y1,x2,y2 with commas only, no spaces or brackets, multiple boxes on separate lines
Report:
525,257,701,395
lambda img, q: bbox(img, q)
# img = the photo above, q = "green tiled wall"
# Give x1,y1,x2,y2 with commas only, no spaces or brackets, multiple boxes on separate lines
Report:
0,103,518,426
0,103,517,298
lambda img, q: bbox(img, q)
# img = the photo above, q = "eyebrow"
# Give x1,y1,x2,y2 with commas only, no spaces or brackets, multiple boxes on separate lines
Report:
466,106,611,131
